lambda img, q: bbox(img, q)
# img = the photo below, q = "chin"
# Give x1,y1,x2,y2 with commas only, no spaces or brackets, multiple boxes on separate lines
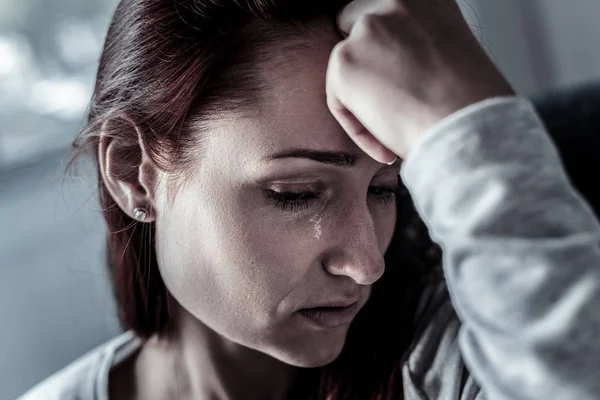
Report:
266,335,347,368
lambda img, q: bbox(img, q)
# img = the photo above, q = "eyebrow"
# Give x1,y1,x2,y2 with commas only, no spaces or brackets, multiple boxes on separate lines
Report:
265,148,359,168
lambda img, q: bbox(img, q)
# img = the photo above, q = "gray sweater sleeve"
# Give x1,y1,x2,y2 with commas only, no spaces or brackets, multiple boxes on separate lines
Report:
399,97,600,400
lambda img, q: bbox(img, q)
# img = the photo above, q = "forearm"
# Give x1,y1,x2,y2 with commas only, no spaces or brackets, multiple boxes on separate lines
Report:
400,97,600,400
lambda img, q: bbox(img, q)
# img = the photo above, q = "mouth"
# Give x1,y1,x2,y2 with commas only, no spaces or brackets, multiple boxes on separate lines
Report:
298,302,360,329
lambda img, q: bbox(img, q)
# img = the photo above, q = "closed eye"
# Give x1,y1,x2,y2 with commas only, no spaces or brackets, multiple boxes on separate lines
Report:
265,184,402,213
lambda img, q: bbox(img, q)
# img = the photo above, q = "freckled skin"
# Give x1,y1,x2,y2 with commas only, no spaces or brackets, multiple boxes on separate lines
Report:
128,24,400,400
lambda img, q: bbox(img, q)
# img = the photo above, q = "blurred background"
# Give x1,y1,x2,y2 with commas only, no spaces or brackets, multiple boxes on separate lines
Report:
1,0,599,399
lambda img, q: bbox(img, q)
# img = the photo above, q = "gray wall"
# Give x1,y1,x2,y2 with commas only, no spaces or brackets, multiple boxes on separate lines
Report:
2,1,600,399
0,156,122,400
464,0,600,94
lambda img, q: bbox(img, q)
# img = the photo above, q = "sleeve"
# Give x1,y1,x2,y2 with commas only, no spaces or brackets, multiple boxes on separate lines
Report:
399,96,600,400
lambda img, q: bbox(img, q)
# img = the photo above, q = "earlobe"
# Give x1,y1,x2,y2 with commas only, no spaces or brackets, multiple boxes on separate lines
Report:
133,207,149,221
98,116,158,222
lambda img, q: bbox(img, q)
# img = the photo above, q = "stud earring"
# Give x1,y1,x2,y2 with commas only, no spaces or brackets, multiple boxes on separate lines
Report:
133,207,148,221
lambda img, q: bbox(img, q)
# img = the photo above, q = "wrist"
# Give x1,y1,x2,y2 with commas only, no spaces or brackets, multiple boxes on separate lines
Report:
403,92,520,159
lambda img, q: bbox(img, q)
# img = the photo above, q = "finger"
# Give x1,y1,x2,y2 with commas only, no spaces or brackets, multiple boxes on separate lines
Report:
329,99,398,165
337,0,403,35
325,41,397,164
337,0,382,35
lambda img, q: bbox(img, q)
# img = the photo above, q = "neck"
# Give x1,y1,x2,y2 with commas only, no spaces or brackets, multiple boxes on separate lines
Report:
136,295,301,400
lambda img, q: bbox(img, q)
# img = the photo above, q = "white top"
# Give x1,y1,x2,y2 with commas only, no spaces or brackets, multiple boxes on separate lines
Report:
16,331,142,400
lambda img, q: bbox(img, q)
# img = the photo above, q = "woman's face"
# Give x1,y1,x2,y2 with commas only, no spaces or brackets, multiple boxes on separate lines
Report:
153,28,399,367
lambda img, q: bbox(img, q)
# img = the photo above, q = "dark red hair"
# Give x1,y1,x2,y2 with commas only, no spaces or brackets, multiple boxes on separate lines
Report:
67,0,443,398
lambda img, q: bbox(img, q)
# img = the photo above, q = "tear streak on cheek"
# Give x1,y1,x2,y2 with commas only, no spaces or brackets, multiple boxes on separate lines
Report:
310,214,323,240
309,203,327,240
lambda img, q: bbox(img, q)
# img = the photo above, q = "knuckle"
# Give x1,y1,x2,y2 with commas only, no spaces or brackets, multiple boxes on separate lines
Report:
357,13,380,36
332,41,355,66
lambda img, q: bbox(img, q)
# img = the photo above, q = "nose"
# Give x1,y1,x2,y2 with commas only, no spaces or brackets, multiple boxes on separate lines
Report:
323,204,386,285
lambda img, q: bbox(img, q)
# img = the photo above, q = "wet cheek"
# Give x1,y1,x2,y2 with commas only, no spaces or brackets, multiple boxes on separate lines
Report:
309,212,325,240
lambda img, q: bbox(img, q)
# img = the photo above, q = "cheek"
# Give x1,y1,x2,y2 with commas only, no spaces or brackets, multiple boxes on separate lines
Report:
154,193,310,333
235,213,316,305
154,199,221,319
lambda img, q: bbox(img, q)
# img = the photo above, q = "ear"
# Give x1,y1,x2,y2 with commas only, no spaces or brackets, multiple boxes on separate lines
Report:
98,116,160,222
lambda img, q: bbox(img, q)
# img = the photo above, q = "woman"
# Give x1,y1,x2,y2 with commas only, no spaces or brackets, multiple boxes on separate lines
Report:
18,0,600,399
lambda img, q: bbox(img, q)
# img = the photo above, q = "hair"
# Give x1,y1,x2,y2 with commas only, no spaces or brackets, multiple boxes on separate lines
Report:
66,0,444,398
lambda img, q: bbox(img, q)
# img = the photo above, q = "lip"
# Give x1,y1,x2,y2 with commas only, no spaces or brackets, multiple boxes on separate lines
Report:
298,302,360,329
304,297,360,309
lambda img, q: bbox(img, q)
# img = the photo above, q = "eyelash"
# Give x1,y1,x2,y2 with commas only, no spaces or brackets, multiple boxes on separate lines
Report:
265,184,403,213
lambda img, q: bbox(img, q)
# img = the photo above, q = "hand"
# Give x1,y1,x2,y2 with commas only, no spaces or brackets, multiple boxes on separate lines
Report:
326,0,516,163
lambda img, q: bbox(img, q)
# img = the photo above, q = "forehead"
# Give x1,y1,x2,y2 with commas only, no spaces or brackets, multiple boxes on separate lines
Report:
204,28,362,166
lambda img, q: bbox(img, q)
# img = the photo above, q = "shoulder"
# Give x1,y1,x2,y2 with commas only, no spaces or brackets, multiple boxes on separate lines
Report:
402,280,485,400
15,346,106,400
16,331,139,400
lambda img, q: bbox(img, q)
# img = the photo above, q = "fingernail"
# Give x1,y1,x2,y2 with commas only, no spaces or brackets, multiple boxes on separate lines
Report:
386,156,398,166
